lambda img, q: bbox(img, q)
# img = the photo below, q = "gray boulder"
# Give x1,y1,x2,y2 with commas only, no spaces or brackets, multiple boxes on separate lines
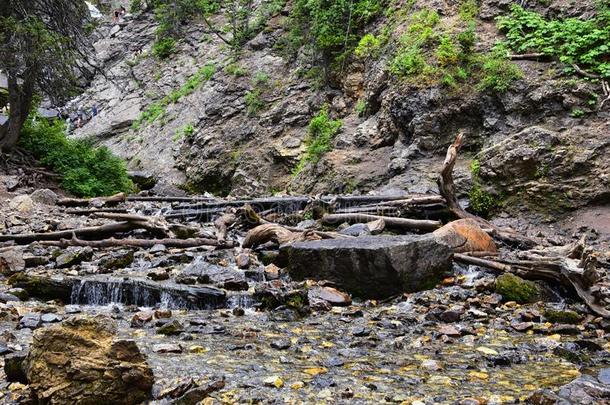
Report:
30,189,58,205
281,235,452,298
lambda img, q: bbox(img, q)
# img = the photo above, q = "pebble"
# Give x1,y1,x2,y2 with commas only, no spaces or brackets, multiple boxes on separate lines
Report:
153,344,183,354
352,326,371,337
270,339,291,350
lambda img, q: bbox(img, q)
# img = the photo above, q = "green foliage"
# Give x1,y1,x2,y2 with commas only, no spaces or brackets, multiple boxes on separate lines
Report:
152,37,176,59
129,0,142,13
436,35,459,66
245,89,264,116
544,310,581,324
390,47,426,76
470,159,481,177
355,99,367,116
468,184,497,217
225,63,248,77
458,0,479,22
133,63,215,129
497,5,610,78
570,108,585,118
253,71,269,86
495,273,538,303
477,48,523,91
293,105,342,175
19,118,133,197
172,122,195,142
354,33,382,60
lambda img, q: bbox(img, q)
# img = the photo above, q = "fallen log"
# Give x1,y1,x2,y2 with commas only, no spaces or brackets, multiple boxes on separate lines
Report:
0,222,135,244
40,235,235,249
57,192,126,208
66,208,129,215
321,213,441,231
242,224,306,248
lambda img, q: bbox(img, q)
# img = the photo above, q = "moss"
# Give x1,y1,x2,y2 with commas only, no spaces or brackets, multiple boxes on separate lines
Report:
495,273,538,303
544,309,581,324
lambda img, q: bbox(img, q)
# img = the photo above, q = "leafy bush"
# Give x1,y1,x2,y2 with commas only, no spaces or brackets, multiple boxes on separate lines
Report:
458,0,478,22
172,122,195,141
468,184,497,217
355,33,382,60
390,47,426,76
497,5,610,78
293,105,342,175
152,37,176,59
477,49,523,91
19,118,133,197
129,0,142,13
436,35,459,66
245,89,264,116
225,63,248,77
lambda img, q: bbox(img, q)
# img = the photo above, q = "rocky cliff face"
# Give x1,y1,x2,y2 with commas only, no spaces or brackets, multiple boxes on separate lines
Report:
70,0,608,216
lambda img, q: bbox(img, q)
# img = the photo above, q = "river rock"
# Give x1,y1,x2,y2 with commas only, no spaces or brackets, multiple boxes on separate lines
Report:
55,247,94,268
24,315,154,404
30,188,58,205
157,319,184,335
308,286,352,306
281,235,452,298
9,195,34,215
18,313,41,330
433,218,497,253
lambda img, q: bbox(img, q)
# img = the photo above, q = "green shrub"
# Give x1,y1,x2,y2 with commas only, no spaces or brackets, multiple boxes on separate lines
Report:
390,46,426,76
245,89,264,116
152,37,176,59
293,105,342,175
497,5,610,78
468,184,497,217
19,118,133,197
570,108,585,118
355,99,367,116
544,309,581,324
355,33,382,60
172,122,195,142
225,63,248,77
458,0,479,22
436,35,459,66
477,49,523,92
129,0,142,13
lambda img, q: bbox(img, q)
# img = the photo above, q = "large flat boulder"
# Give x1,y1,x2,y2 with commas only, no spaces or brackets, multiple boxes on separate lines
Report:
281,235,453,298
24,315,154,404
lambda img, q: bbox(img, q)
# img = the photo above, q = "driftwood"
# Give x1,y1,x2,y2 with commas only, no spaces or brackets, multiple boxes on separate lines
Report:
509,53,546,60
321,213,441,231
66,208,129,215
437,133,537,247
57,192,126,207
41,234,235,249
241,223,350,249
214,212,237,242
455,241,610,318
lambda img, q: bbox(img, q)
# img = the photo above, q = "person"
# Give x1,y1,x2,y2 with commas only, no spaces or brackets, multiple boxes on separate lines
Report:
92,105,98,117
120,6,126,16
113,8,120,22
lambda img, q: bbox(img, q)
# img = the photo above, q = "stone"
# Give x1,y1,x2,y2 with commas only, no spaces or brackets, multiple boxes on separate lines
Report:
264,264,280,280
339,223,371,237
55,247,94,268
433,219,497,253
421,359,443,371
131,311,154,327
544,309,581,324
127,171,157,190
6,288,28,301
0,292,20,303
598,368,610,385
308,286,352,306
30,189,58,205
147,268,170,281
18,313,41,330
157,320,184,336
173,380,225,405
99,250,135,271
270,339,291,350
495,273,538,303
236,253,250,269
222,279,249,291
40,313,62,323
282,235,452,299
4,352,28,384
152,344,183,354
24,316,153,404
352,326,371,337
0,248,25,276
149,244,167,253
438,325,461,337
9,195,34,215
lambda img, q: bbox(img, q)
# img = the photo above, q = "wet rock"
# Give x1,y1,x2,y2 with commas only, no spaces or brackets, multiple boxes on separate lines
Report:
439,307,464,323
99,250,135,271
282,235,452,298
599,368,610,385
173,380,225,405
352,326,371,337
128,171,157,190
495,273,538,303
433,219,497,253
154,309,172,319
308,286,352,307
0,247,25,276
149,244,167,253
236,253,251,269
223,279,249,291
152,344,183,354
557,373,610,404
270,339,291,350
553,342,589,363
147,268,170,281
0,292,19,303
30,189,58,205
24,315,154,404
18,313,41,330
4,352,28,383
550,324,581,335
511,321,534,332
438,325,461,337
40,313,62,323
339,223,371,237
131,311,154,327
232,307,245,316
421,359,443,371
7,287,28,301
157,320,184,336
264,264,280,280
544,309,582,324
55,247,94,268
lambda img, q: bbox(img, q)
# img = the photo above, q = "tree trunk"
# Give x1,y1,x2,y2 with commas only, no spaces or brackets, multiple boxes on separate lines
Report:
0,74,34,152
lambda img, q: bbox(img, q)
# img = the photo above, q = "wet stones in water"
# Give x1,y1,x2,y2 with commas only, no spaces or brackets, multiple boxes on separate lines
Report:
7,288,28,301
439,306,464,323
282,235,452,299
223,279,249,291
24,315,154,404
153,343,183,354
98,250,135,271
236,253,250,269
270,339,291,350
149,244,167,253
172,380,225,405
147,269,170,281
55,247,94,268
549,324,581,335
157,320,184,336
131,311,154,327
438,325,461,337
232,307,245,316
544,309,581,324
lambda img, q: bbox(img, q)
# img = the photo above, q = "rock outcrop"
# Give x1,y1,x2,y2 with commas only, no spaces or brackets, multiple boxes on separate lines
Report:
24,315,154,404
281,235,452,298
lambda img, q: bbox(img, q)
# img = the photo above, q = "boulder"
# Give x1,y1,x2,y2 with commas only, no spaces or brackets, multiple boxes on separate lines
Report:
308,286,352,307
30,189,58,205
0,247,25,275
55,247,94,268
9,195,34,215
281,235,452,298
24,315,154,404
495,273,539,303
433,219,497,253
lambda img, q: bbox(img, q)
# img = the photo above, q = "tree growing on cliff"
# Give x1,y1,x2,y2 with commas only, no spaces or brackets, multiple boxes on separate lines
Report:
0,0,90,151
